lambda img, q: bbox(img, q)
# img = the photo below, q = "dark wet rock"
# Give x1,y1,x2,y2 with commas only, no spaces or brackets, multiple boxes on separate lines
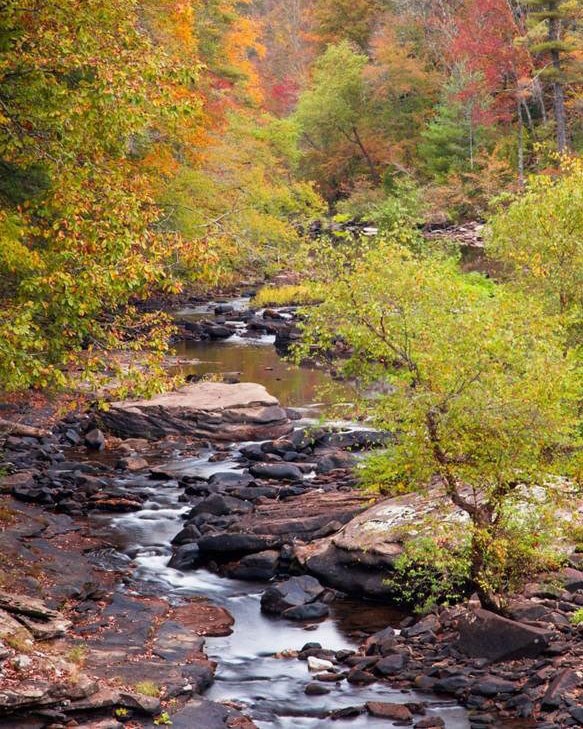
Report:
305,682,331,695
318,429,391,450
12,484,54,504
224,550,280,581
249,462,303,482
208,471,255,490
206,324,236,339
170,697,255,729
172,524,202,546
282,601,330,621
375,652,408,675
100,382,292,442
344,655,378,669
366,701,413,722
181,662,215,693
434,675,471,693
316,450,357,473
329,706,365,720
403,613,440,638
470,677,518,696
240,443,266,461
364,626,397,656
506,600,550,622
456,609,552,662
561,567,583,592
168,543,201,570
542,669,581,708
261,575,325,615
151,620,206,663
198,532,282,556
214,304,234,315
347,668,376,685
226,485,279,501
84,428,105,450
190,494,253,517
569,707,583,725
300,543,394,598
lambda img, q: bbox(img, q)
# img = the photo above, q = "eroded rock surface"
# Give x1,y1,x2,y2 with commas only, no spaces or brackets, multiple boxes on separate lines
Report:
297,489,467,597
100,381,293,441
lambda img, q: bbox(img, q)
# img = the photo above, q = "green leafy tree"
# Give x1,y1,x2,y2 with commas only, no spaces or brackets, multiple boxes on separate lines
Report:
294,41,380,192
298,239,580,601
488,157,583,349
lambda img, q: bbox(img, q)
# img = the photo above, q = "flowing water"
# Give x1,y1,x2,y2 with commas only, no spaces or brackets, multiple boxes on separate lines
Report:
91,298,471,728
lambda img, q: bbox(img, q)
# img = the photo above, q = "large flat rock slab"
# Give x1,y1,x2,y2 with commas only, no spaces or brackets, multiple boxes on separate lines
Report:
100,382,293,441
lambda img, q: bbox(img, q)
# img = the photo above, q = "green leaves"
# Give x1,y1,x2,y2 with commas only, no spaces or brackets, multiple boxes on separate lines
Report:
299,233,580,591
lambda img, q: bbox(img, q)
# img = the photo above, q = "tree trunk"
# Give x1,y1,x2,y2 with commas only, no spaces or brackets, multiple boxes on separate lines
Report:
517,99,525,188
0,418,49,438
549,17,568,153
351,126,381,184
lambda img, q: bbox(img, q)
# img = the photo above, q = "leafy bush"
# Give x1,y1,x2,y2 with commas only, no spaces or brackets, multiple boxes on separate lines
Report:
384,537,472,614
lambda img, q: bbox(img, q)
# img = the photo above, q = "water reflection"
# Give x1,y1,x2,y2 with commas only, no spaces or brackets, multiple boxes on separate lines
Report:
173,337,346,408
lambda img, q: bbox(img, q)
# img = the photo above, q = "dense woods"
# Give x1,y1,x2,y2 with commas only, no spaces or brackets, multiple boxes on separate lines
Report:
0,0,581,390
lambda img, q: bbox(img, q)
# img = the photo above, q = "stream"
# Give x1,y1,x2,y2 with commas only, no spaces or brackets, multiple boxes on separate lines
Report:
91,298,471,729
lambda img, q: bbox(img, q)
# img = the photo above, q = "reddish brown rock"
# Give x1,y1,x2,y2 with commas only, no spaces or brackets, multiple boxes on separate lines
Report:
366,701,413,722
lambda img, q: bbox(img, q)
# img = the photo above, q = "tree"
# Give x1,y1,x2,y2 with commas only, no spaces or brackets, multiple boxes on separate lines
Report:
294,41,380,195
488,157,583,348
448,0,534,182
298,239,579,600
309,0,385,51
524,0,581,152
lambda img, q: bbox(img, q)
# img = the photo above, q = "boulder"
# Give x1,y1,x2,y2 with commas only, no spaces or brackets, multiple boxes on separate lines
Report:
297,489,465,598
364,627,397,656
190,494,252,517
168,544,201,571
541,669,581,708
100,382,292,441
261,575,326,615
117,456,148,472
170,697,254,729
366,702,413,722
455,609,552,662
225,550,280,581
249,463,303,482
375,653,408,675
282,602,330,621
0,470,38,494
84,428,105,450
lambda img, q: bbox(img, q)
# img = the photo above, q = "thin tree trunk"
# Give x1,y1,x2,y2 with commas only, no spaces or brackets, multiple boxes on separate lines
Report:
351,126,381,184
517,99,525,188
533,77,547,124
549,17,568,153
0,418,48,438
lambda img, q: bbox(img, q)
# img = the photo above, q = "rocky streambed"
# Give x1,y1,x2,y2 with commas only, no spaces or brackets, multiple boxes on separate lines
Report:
0,298,582,729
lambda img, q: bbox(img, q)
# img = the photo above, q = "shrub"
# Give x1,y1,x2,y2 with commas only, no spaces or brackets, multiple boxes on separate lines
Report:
252,284,323,308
